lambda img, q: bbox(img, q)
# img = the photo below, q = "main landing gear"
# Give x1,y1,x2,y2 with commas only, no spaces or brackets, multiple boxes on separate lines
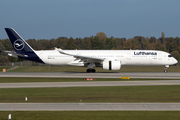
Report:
86,69,96,73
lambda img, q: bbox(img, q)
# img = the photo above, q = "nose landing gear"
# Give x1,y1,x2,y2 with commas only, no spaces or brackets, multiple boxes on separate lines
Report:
164,68,167,73
164,65,169,73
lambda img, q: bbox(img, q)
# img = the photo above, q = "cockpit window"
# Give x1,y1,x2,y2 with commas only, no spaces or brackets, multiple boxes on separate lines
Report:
168,55,173,57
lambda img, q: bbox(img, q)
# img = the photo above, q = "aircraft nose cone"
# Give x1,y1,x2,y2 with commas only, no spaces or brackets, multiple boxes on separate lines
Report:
173,58,178,65
175,59,178,64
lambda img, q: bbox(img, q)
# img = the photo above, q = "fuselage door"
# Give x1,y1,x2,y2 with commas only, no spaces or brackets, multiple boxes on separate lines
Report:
127,53,131,60
158,53,162,60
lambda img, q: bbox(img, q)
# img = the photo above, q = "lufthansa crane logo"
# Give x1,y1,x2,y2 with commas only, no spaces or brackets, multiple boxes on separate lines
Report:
13,39,25,50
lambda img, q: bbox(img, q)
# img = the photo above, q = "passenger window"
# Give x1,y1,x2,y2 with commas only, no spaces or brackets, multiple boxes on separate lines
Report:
168,55,173,57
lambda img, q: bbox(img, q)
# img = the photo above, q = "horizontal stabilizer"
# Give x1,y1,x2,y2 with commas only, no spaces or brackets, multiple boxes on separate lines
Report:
5,51,28,58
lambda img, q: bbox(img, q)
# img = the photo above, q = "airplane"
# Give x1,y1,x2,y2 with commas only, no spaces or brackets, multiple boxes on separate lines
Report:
5,28,178,73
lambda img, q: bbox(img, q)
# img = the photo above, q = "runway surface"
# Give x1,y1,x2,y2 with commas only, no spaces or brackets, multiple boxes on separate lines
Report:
1,80,180,88
0,72,180,79
1,72,180,111
0,103,180,111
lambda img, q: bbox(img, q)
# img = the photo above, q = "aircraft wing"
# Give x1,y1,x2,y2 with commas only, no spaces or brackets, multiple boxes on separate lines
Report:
55,48,105,63
5,51,28,58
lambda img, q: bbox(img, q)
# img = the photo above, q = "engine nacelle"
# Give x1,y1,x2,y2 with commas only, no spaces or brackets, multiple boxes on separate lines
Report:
102,60,121,70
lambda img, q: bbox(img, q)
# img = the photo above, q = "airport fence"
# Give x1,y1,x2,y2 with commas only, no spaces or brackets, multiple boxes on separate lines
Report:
0,61,46,66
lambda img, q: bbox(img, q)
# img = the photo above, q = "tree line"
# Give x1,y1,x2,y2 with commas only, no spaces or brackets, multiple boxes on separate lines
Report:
0,32,180,64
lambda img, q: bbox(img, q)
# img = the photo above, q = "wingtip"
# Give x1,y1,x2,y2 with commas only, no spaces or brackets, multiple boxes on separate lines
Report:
55,47,62,51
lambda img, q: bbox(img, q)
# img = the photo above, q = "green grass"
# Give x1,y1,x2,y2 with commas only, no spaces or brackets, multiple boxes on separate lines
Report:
0,66,12,72
7,65,180,72
0,111,180,120
0,85,180,103
10,66,91,72
0,77,179,83
0,77,86,83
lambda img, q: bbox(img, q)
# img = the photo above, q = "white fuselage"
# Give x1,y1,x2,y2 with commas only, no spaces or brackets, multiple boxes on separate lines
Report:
5,28,178,72
35,50,177,67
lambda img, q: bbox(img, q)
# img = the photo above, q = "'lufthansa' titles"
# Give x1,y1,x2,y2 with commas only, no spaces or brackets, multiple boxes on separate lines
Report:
134,52,157,55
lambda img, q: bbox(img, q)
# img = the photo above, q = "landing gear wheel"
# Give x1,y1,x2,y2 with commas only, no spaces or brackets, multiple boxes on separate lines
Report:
87,69,91,73
86,69,96,73
92,69,96,73
164,69,167,73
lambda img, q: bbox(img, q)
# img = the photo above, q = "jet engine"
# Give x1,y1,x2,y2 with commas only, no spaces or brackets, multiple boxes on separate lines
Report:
102,60,121,70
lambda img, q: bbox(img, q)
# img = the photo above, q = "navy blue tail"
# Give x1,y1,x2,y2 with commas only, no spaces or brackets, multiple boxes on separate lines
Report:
5,28,44,63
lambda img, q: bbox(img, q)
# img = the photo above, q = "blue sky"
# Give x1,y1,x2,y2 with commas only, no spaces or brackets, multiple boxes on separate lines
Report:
1,0,180,40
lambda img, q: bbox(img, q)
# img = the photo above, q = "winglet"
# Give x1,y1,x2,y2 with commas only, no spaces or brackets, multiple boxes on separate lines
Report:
55,47,69,55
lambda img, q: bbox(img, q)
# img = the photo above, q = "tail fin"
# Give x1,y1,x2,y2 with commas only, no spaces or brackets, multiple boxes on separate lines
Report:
5,28,34,53
5,28,44,63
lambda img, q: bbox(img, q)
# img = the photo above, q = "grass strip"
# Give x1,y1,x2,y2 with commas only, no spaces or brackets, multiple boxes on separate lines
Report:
0,77,179,83
0,85,180,103
0,66,12,71
0,111,180,120
8,65,180,72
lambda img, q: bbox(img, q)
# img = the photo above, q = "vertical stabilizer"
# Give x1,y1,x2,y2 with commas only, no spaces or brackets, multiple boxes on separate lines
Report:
5,28,44,63
5,28,34,53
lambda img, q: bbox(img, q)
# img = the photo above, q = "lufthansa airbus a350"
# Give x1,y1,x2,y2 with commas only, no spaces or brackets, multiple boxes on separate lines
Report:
5,28,178,73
